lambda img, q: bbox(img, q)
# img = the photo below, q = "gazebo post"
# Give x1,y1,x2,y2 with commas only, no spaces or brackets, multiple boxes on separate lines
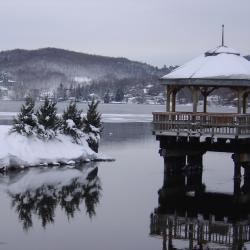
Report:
243,92,248,114
166,86,171,112
203,94,207,113
171,88,177,112
200,87,217,113
237,89,244,114
191,87,199,113
200,88,208,113
237,89,241,114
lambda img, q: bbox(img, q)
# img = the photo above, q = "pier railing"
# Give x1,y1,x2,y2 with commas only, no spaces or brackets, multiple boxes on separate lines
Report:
152,112,250,138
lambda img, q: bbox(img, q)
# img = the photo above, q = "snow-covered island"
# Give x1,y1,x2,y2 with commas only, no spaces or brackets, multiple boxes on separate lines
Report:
0,98,113,171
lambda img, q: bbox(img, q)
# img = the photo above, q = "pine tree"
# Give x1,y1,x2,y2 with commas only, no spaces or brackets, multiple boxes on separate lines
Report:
10,97,38,136
83,99,102,152
62,102,83,143
36,97,60,140
104,90,111,103
114,88,124,102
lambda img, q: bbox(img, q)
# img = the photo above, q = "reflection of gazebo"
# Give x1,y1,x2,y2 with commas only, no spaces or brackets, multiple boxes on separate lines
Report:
150,148,250,250
153,26,250,139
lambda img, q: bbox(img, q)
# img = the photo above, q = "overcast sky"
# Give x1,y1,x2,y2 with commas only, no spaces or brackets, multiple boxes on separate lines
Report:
0,0,249,67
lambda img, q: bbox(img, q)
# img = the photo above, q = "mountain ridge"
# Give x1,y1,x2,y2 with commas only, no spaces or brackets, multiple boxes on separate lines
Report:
0,47,166,90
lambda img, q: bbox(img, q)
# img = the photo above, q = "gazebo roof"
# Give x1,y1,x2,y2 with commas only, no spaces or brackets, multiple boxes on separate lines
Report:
161,45,250,87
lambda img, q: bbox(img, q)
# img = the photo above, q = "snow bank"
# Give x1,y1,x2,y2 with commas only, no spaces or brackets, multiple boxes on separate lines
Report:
0,125,112,170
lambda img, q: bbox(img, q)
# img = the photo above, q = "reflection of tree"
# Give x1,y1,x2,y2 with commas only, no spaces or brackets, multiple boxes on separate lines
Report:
8,167,101,231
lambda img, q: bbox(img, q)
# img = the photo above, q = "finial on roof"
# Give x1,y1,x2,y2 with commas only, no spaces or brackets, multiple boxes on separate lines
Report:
222,24,224,46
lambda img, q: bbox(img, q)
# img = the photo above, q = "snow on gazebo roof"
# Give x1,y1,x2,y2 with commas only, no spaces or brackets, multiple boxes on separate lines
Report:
161,45,250,87
161,27,250,87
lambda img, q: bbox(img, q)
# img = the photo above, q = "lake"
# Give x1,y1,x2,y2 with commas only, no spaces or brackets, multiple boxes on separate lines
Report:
0,102,249,249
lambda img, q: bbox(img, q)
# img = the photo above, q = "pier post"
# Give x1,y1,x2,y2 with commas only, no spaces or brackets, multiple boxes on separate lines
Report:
187,152,203,171
162,154,186,194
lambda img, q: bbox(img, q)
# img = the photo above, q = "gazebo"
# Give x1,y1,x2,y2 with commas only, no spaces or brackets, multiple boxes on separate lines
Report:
153,26,250,139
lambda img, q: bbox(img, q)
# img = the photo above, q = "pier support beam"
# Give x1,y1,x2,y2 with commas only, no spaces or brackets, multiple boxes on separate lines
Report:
187,153,203,171
186,152,204,194
163,154,186,189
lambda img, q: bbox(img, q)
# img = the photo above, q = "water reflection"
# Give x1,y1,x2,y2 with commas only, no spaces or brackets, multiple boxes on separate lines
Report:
101,122,151,144
151,151,250,250
0,166,101,231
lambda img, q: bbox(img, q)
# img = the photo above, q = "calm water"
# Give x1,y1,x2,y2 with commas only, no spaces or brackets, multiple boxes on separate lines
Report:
0,100,241,114
0,102,249,249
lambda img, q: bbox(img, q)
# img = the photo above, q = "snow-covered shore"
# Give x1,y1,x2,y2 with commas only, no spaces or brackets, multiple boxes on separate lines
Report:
0,125,112,171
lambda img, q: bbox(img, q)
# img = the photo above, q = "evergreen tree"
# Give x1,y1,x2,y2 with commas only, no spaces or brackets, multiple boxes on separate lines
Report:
114,88,124,102
103,90,111,103
62,102,83,143
36,97,60,140
83,99,102,152
10,97,38,136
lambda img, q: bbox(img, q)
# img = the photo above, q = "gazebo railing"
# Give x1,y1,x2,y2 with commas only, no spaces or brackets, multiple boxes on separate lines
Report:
152,112,250,137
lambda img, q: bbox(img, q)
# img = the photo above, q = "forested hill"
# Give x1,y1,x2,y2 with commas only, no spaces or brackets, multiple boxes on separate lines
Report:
0,48,172,89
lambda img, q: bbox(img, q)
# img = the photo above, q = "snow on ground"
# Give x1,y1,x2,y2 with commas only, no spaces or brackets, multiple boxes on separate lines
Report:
0,125,111,170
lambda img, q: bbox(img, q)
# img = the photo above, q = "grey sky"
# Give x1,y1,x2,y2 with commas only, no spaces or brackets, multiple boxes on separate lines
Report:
0,0,249,67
